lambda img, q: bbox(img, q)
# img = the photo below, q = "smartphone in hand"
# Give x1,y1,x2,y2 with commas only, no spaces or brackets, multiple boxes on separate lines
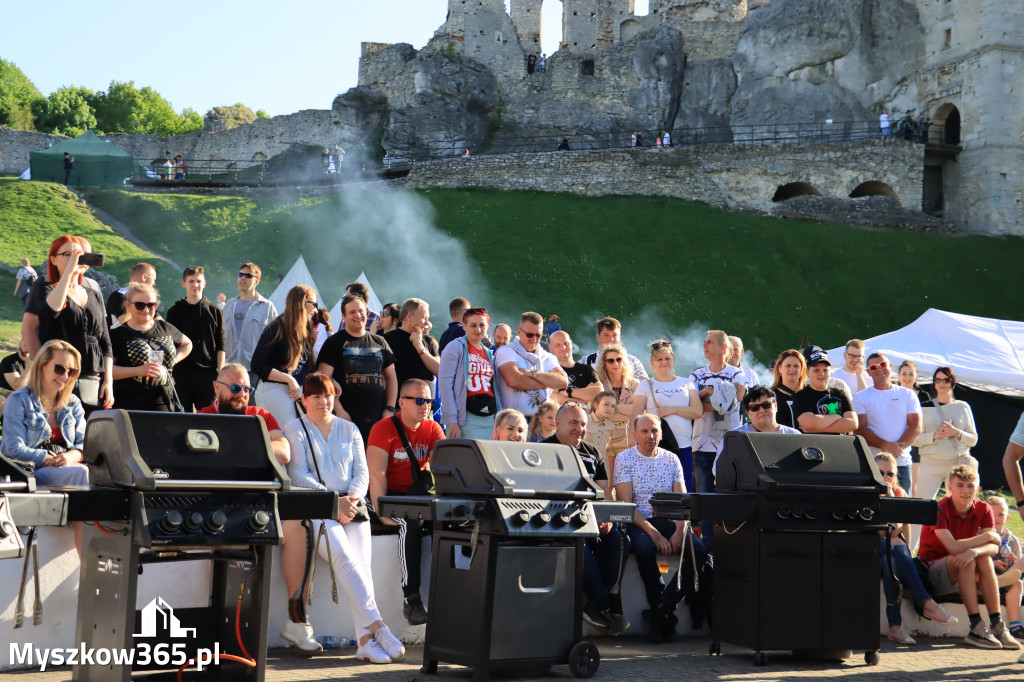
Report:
78,252,105,267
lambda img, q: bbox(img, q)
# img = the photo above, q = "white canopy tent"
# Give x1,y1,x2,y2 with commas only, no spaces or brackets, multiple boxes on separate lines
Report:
327,271,384,323
268,255,320,314
826,308,1024,393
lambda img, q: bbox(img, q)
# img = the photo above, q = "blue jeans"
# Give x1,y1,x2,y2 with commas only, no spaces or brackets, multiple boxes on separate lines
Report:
897,464,912,496
693,450,716,550
673,447,693,496
880,538,934,627
583,525,625,611
627,517,680,609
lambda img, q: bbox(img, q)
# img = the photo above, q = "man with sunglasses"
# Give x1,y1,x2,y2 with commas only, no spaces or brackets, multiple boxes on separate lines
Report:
198,363,290,466
494,311,567,418
223,262,278,383
366,378,445,626
853,352,922,493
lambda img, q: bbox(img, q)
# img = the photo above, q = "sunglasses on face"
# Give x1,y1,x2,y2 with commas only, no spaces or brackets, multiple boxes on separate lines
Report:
304,299,318,307
933,377,952,384
879,470,896,479
401,396,436,406
605,357,623,364
216,380,252,396
237,272,257,279
49,362,80,379
746,400,775,413
518,329,541,340
131,301,158,311
867,362,891,371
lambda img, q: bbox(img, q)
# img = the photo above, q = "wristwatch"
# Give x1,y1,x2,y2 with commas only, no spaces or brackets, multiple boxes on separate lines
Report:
566,387,574,398
1016,497,1024,508
384,405,396,412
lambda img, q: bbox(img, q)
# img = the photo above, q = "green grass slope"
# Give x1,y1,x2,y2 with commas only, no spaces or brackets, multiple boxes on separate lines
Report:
85,187,1024,361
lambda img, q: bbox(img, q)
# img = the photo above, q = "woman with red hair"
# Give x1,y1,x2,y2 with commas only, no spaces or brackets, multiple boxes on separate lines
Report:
22,235,113,409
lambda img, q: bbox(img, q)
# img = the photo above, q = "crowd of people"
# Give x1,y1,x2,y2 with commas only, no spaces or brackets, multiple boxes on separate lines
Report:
3,235,1024,662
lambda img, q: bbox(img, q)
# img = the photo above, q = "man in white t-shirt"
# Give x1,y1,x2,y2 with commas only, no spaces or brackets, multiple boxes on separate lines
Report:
854,351,922,494
494,311,567,417
727,336,760,388
831,338,871,395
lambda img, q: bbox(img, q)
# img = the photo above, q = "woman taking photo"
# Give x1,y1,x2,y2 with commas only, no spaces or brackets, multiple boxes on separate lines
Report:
110,283,192,411
596,343,638,481
23,235,113,410
630,340,702,489
251,285,317,427
771,349,806,429
527,400,558,443
490,408,527,442
439,307,499,439
278,373,406,663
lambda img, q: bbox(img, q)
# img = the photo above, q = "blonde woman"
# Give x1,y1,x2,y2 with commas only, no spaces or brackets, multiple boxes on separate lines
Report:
251,284,317,427
491,408,528,442
771,349,806,429
596,343,638,483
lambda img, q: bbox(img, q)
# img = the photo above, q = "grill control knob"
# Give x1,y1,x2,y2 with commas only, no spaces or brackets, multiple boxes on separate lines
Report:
805,507,818,521
159,511,183,533
185,512,204,531
205,511,228,533
512,510,531,527
858,507,875,522
572,511,591,528
847,509,860,520
532,511,551,527
776,506,791,520
832,510,845,521
554,510,572,527
793,507,805,519
247,511,271,533
453,505,472,519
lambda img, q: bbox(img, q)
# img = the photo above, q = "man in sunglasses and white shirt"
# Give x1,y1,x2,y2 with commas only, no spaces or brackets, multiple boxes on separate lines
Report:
494,311,567,418
223,262,277,383
854,351,922,494
198,363,290,466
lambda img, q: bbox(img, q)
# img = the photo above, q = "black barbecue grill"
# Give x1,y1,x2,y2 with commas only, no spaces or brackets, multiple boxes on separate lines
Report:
379,439,634,681
1,410,336,682
652,431,937,666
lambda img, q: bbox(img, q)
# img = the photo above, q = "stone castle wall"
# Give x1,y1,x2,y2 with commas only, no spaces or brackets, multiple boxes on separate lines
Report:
400,141,923,215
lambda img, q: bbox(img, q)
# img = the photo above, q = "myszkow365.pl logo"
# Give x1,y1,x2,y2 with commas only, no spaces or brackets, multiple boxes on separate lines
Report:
9,596,221,672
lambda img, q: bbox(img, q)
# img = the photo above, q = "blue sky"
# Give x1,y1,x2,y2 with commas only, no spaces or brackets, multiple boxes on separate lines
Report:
2,0,588,118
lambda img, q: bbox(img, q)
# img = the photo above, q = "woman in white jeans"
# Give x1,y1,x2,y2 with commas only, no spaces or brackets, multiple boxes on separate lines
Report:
251,285,316,428
278,373,406,664
910,365,978,550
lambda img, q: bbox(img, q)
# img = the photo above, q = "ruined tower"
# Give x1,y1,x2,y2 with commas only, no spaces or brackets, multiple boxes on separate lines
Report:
510,0,544,51
562,0,634,51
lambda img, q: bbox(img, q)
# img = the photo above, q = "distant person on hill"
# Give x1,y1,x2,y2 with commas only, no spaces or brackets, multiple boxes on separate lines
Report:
544,314,562,338
14,258,38,310
63,153,74,185
538,54,546,74
332,144,345,168
107,263,157,328
558,135,571,151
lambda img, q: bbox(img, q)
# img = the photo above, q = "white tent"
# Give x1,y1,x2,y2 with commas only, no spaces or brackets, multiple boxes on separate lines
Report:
327,271,384,324
826,309,1024,393
268,255,319,314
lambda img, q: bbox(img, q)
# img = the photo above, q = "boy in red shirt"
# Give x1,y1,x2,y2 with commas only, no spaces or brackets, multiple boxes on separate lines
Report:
918,465,1020,649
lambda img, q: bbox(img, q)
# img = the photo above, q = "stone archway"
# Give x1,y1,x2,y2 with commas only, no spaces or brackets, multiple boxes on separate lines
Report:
620,18,642,42
849,181,899,201
932,103,961,145
772,182,821,202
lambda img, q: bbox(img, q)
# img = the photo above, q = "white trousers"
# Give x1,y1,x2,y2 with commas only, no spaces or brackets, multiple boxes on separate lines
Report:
253,381,300,430
313,519,381,638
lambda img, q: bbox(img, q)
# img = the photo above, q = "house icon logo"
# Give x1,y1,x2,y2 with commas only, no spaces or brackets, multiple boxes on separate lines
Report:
134,597,197,638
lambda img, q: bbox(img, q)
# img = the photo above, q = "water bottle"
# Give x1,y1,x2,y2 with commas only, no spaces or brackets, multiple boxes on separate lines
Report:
318,636,355,650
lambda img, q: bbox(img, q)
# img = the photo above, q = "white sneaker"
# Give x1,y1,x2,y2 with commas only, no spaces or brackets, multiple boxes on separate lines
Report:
356,638,392,664
281,620,321,653
373,624,406,661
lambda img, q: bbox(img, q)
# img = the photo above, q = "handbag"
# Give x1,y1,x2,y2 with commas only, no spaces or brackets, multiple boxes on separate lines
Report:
646,379,681,452
391,415,435,496
298,414,369,523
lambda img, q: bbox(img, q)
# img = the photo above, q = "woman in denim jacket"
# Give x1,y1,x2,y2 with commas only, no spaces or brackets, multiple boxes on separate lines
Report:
1,339,89,488
439,307,500,439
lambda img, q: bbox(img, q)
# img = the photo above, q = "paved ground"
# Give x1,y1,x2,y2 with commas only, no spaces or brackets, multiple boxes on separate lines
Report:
7,635,1023,681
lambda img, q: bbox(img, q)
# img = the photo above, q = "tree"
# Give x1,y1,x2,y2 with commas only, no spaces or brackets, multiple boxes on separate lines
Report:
92,80,202,136
32,86,97,136
0,58,43,130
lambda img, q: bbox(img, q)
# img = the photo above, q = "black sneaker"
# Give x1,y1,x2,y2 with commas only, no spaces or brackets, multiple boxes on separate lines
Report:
1010,623,1024,639
582,602,611,629
403,595,428,626
604,610,630,636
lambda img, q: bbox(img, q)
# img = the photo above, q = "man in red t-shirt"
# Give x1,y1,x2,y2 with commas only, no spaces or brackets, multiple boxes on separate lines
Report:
366,378,445,625
198,363,290,466
918,465,1018,649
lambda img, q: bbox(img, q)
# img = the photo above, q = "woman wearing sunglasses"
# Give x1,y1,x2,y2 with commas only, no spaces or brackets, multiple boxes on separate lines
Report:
109,283,191,411
874,452,958,645
910,366,979,550
22,235,114,410
596,343,638,483
1,339,90,486
251,285,317,427
439,307,500,440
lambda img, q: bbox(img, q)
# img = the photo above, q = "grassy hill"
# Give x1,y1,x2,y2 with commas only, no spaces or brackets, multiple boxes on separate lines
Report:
83,186,1024,365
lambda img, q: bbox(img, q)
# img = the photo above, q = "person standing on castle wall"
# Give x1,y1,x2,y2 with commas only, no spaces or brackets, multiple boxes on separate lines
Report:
320,147,331,174
558,135,571,151
921,117,932,144
539,54,546,74
879,110,891,143
332,144,345,168
631,131,637,147
662,131,671,147
903,111,916,142
527,52,537,74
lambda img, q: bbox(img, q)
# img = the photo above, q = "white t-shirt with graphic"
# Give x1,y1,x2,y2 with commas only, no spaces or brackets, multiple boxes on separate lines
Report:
634,377,697,450
613,445,685,518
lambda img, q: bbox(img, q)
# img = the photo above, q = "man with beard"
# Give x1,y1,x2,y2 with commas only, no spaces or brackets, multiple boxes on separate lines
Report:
198,363,290,466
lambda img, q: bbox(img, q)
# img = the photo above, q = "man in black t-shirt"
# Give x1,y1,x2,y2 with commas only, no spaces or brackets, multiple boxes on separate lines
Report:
166,267,225,412
383,298,439,389
543,403,628,635
0,341,30,392
548,330,602,406
318,295,398,443
793,346,858,435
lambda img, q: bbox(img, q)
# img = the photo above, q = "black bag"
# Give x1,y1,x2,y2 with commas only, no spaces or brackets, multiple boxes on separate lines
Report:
391,415,435,496
646,379,681,452
298,414,369,523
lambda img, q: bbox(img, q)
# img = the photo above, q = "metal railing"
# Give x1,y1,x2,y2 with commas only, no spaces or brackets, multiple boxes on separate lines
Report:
132,159,266,183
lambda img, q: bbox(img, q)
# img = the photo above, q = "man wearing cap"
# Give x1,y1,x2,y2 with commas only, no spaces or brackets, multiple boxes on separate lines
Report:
854,351,922,493
793,346,858,435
